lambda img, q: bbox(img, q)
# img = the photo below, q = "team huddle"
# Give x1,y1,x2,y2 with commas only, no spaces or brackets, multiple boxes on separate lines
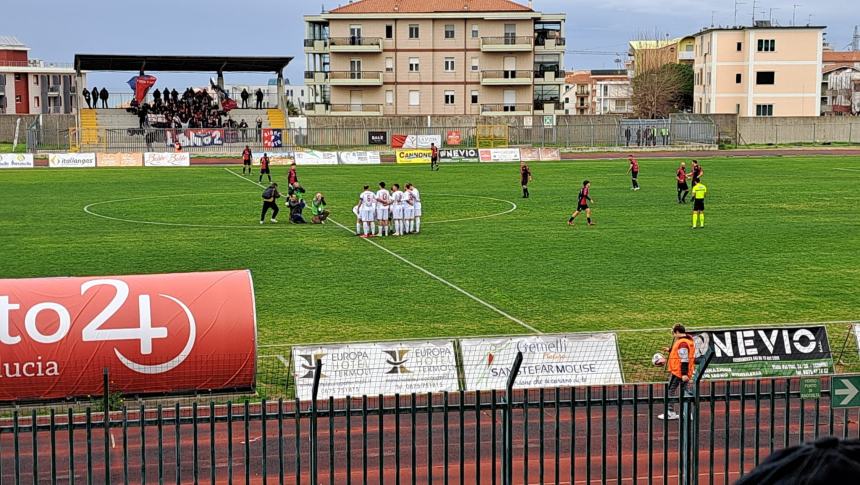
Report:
354,182,422,238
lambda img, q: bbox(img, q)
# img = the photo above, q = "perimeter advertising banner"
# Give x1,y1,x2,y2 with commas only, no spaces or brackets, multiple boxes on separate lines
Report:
0,154,34,169
392,134,442,149
396,149,432,164
292,340,459,400
251,152,293,166
48,153,96,168
0,270,257,402
97,153,143,167
440,149,478,162
294,150,338,166
339,151,381,165
478,148,521,163
693,326,834,379
460,334,624,391
144,152,191,167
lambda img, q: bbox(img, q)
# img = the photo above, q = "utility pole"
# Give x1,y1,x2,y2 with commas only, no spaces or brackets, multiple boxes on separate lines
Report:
769,8,779,23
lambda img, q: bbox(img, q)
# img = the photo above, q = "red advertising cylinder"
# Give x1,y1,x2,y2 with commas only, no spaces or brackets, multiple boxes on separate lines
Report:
0,270,257,402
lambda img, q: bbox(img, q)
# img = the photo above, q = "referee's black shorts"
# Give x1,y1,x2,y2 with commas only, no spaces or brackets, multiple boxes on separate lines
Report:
693,199,705,211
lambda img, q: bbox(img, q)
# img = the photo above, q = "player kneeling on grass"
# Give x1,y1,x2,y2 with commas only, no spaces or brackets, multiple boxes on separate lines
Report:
375,182,391,237
690,179,707,228
260,183,281,224
656,323,695,420
567,180,595,226
390,184,405,236
358,185,377,238
287,193,306,224
310,193,329,224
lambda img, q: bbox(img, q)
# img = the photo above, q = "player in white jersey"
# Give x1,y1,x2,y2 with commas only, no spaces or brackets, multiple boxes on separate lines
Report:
358,185,377,237
352,204,361,235
390,183,404,236
375,181,391,237
402,183,416,234
407,183,422,234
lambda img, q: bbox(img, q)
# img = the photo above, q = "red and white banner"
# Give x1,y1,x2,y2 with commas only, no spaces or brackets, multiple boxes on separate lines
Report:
0,270,257,402
391,134,442,149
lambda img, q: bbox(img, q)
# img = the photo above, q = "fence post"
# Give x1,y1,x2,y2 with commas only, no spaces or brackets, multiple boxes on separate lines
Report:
310,359,322,485
103,367,111,485
502,351,524,485
681,349,714,485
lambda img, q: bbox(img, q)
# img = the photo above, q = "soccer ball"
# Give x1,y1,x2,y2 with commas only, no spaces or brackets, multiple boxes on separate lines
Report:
652,353,666,366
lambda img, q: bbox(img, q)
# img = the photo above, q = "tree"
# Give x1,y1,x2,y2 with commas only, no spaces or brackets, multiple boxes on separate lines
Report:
632,63,691,118
286,100,300,116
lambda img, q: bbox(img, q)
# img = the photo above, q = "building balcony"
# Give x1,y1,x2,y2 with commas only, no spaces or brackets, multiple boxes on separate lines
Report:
328,71,383,86
304,102,331,115
480,70,533,86
534,69,566,84
576,87,590,95
533,100,565,114
303,38,330,53
480,36,533,52
678,51,695,61
535,36,566,51
330,103,383,116
328,37,383,53
480,103,532,115
304,71,330,84
47,85,61,96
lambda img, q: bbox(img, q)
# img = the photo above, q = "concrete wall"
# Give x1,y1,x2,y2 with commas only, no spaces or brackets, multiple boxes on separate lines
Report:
0,114,75,143
737,116,860,144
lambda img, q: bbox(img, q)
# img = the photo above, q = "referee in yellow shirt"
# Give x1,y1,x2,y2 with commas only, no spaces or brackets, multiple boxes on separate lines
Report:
690,180,707,228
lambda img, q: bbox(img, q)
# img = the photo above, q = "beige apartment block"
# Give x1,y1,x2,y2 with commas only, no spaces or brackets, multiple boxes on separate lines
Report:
693,24,824,117
303,0,566,116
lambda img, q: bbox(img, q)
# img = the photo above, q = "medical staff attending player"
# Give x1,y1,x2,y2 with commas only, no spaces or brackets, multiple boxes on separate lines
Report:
357,185,377,238
375,182,391,237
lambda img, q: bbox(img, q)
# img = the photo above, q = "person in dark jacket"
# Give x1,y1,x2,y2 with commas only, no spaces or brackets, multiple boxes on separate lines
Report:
255,88,264,109
287,193,306,223
260,183,281,224
171,89,179,104
99,88,109,108
241,89,250,108
82,88,92,109
624,126,631,147
91,87,100,109
255,117,263,142
152,89,162,107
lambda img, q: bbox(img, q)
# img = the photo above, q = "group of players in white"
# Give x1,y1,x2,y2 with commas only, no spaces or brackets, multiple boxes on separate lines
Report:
353,182,422,238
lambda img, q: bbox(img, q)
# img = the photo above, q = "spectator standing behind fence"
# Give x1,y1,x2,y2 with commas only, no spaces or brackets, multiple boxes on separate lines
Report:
636,127,642,146
153,88,162,107
255,88,264,109
239,119,248,141
91,87,99,109
624,126,631,147
99,88,109,108
657,323,695,421
241,88,250,108
255,117,263,142
661,126,670,145
82,88,91,109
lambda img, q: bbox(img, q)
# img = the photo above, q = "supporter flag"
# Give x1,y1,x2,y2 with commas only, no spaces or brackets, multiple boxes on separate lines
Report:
127,75,157,104
263,129,283,148
209,80,238,112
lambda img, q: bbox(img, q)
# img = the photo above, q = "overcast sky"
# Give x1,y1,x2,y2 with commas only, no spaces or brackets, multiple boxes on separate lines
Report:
4,0,856,90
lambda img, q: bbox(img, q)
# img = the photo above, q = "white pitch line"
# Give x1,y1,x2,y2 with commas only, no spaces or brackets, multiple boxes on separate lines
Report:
834,167,860,172
83,192,262,229
275,355,290,368
223,167,541,334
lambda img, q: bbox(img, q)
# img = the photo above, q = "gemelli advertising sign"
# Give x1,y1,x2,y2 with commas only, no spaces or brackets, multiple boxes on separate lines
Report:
291,340,459,400
693,326,833,379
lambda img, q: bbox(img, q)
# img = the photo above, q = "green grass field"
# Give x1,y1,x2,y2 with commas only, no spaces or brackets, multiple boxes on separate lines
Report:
1,156,859,392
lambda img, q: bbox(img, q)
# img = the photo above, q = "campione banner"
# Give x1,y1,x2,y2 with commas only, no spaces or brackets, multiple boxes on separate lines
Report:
0,270,257,402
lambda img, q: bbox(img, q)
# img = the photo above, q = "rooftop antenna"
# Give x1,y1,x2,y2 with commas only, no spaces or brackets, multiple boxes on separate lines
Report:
792,4,801,26
769,7,778,23
853,25,860,51
711,10,717,27
751,0,757,25
734,0,746,26
807,13,813,26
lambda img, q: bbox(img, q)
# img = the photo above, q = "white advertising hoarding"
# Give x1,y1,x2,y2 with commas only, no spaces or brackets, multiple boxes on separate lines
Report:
0,154,34,169
400,135,442,149
294,150,339,166
292,340,459,400
460,334,624,391
339,151,381,165
143,153,191,167
48,153,96,168
478,148,521,163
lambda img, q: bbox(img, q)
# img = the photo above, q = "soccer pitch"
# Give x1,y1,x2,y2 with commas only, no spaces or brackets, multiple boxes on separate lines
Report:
2,155,859,384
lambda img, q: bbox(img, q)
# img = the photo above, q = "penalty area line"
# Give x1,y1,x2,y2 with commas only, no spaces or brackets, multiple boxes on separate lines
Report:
222,167,542,335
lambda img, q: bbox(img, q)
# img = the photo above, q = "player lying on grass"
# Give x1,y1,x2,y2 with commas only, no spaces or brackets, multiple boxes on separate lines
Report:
567,180,595,227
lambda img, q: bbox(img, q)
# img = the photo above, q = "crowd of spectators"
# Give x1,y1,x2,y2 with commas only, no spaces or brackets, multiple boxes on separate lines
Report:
125,87,233,130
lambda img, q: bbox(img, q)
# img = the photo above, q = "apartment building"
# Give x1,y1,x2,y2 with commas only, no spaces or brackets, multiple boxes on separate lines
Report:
693,24,824,117
562,69,633,115
0,36,82,115
628,36,695,76
303,0,566,116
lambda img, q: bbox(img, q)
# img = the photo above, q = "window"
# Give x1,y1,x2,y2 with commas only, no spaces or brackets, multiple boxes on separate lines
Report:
34,76,39,85
34,97,39,108
756,71,775,85
409,24,419,39
444,90,455,105
385,90,394,105
736,73,742,84
385,25,393,39
15,95,21,103
409,58,420,72
756,104,773,116
444,25,455,39
757,39,776,52
444,58,455,72
736,42,742,51
736,104,741,114
471,24,479,38
14,74,21,81
471,57,479,71
471,90,479,104
385,57,394,73
409,90,420,106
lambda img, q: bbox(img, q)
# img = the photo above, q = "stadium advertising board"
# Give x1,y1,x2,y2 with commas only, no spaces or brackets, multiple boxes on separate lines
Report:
446,130,462,146
539,148,561,161
339,151,382,165
143,153,191,167
693,326,833,379
48,153,96,168
440,149,478,162
292,340,459,400
165,129,224,147
855,324,860,358
294,150,338,166
251,153,293,166
520,148,540,162
396,149,432,164
478,148,521,163
0,154,34,169
0,270,257,402
97,153,143,167
368,131,387,145
460,334,624,391
392,134,442,149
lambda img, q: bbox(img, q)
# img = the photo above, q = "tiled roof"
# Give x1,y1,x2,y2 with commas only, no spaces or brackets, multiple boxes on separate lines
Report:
823,51,860,63
565,71,591,84
329,0,533,14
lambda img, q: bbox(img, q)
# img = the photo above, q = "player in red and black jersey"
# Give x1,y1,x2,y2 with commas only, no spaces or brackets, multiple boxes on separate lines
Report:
626,155,640,190
688,160,704,185
258,153,271,183
430,143,440,171
520,161,532,198
567,180,595,226
241,145,252,175
676,161,689,203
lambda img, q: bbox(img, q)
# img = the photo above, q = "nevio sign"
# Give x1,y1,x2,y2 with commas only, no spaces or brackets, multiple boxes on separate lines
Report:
693,326,833,379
